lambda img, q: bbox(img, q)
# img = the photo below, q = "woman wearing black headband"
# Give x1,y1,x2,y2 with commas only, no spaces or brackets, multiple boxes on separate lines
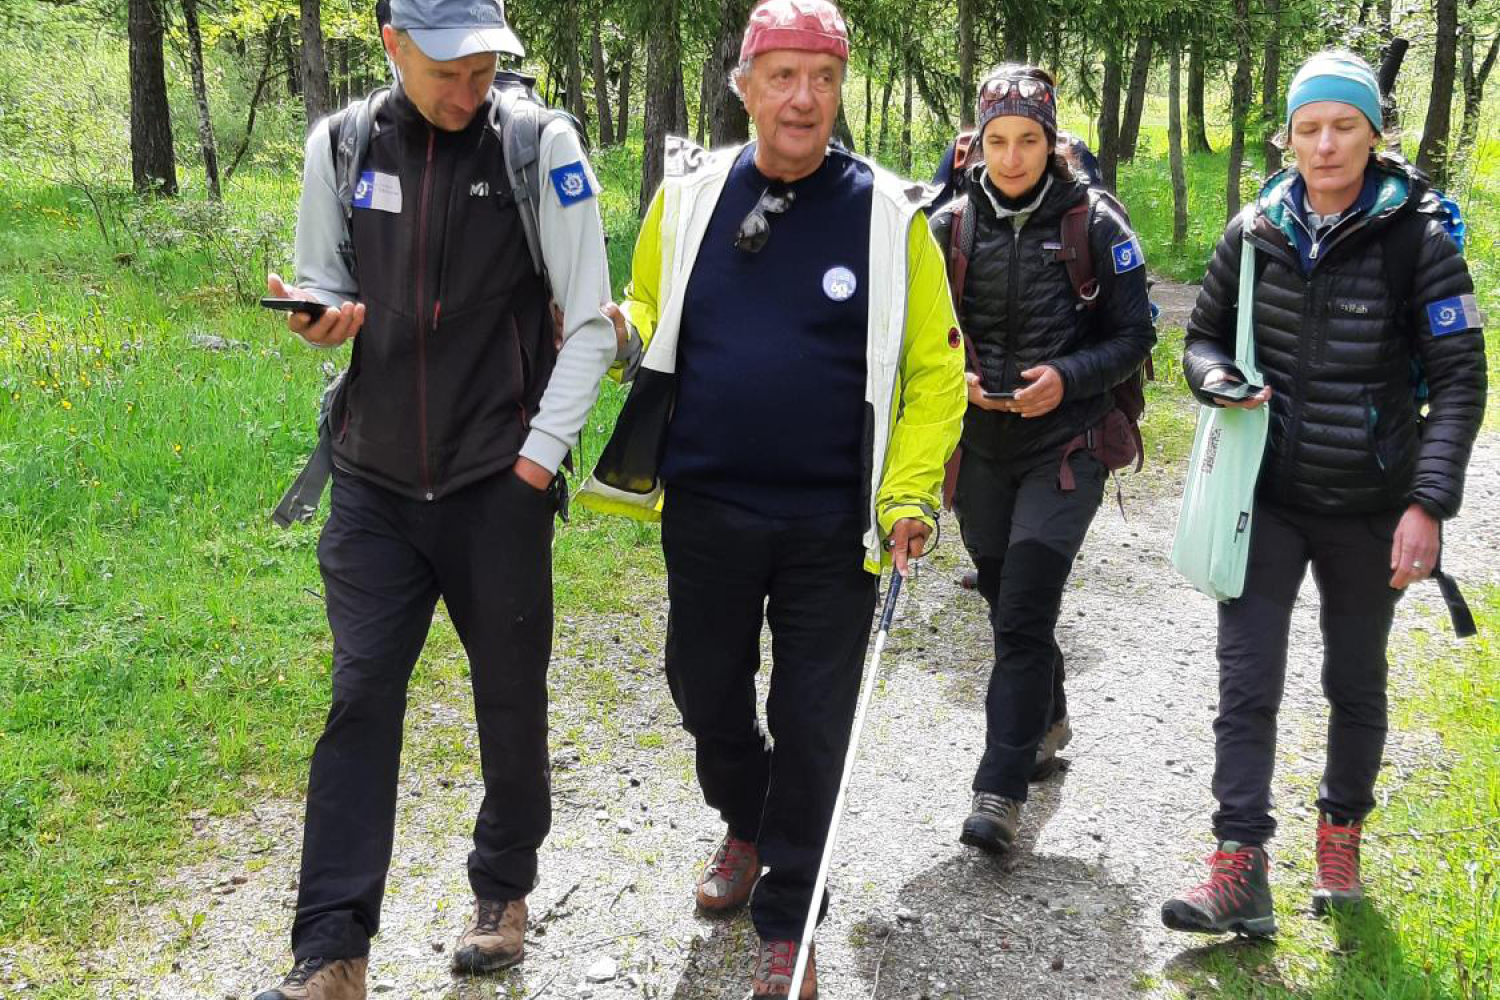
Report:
931,65,1156,855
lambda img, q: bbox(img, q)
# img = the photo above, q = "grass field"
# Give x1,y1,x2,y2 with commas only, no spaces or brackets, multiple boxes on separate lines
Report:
1,58,1495,999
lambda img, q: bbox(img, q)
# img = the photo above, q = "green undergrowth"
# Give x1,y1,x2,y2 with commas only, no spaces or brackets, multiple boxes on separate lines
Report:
1166,588,1499,1000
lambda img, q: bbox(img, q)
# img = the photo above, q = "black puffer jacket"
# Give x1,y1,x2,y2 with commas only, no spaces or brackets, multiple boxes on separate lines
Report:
1184,156,1487,519
931,172,1156,463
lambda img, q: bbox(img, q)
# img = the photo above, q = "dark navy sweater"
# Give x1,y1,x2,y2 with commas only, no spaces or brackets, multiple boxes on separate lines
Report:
660,145,873,517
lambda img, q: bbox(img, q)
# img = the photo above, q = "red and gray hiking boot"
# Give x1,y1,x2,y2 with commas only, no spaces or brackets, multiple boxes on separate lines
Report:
451,898,527,974
1031,715,1072,781
752,939,816,999
252,957,367,1000
1161,841,1277,937
695,834,760,913
1312,813,1365,916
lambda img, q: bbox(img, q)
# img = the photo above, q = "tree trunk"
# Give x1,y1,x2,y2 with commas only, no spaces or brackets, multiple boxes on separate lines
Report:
1187,36,1212,153
283,18,299,97
958,0,976,129
640,0,681,215
566,10,591,146
1169,42,1188,244
709,0,755,145
617,44,633,143
1416,0,1458,184
863,71,872,153
128,0,177,196
1261,0,1282,174
299,0,332,129
697,56,712,144
591,18,615,146
1119,35,1153,162
878,48,895,158
225,21,281,185
1002,2,1028,61
181,0,219,198
1458,7,1499,161
901,49,914,173
1097,46,1123,190
1226,0,1254,221
673,59,689,135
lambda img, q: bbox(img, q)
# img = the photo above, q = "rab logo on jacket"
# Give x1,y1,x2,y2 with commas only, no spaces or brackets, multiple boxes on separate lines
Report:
1426,294,1481,336
550,162,594,206
1112,235,1145,274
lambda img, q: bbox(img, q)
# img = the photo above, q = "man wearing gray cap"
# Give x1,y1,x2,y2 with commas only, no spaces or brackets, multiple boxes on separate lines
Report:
255,0,616,996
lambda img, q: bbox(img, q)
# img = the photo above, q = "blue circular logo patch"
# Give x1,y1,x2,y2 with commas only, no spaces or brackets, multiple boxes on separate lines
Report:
822,266,857,302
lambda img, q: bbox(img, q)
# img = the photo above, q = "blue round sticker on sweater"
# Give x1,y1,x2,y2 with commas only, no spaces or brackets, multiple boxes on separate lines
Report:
822,266,857,302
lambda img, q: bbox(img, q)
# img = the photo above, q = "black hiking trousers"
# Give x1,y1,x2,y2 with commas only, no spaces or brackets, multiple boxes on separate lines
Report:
1211,501,1406,846
660,488,878,942
291,467,555,960
952,447,1106,803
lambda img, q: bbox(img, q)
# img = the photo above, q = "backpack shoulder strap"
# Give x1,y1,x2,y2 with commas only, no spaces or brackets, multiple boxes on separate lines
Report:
332,89,387,224
1060,197,1098,308
490,86,550,279
1381,207,1429,318
943,197,982,373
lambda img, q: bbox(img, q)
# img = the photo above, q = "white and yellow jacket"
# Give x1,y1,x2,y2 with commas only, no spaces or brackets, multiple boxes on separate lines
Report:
578,137,966,574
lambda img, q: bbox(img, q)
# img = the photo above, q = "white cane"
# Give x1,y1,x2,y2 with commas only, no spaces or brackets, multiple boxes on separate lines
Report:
787,569,906,999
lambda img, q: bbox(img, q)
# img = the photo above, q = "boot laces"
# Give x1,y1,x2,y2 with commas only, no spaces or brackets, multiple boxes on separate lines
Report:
763,940,797,980
1316,819,1362,890
1183,847,1256,912
709,837,755,881
972,792,1017,820
475,898,507,932
284,957,327,987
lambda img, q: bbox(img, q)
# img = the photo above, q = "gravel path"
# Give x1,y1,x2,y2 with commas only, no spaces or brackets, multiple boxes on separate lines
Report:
27,384,1500,999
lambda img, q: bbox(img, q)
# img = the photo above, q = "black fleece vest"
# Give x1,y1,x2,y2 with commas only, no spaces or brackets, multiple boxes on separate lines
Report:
333,89,553,500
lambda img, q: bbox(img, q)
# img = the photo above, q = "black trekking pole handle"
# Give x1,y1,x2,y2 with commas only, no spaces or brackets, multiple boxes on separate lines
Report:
1378,38,1409,100
878,569,904,632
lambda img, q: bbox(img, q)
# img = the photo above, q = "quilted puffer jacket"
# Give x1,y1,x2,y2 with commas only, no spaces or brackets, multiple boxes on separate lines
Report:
1184,155,1487,519
931,173,1156,464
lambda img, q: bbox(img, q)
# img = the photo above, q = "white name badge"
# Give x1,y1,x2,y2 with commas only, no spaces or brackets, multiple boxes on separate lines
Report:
353,170,403,214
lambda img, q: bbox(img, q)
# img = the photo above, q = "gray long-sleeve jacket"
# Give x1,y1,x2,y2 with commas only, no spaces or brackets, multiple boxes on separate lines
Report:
293,88,614,490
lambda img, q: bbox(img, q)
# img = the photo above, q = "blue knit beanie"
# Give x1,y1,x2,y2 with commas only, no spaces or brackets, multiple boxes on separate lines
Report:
1286,51,1382,132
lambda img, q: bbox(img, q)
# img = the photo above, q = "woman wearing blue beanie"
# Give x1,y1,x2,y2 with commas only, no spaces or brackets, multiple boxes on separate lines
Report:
1161,50,1486,936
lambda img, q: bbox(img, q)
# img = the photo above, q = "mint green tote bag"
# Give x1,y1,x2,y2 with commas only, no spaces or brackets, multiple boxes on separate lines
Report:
1170,223,1270,602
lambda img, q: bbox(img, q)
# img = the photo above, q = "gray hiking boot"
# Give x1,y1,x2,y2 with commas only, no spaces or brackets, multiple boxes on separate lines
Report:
451,898,527,974
1161,841,1277,937
252,957,367,1000
1312,813,1365,916
1031,715,1072,781
960,792,1021,854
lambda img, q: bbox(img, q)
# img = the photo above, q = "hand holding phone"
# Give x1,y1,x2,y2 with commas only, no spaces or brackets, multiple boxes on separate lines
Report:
1202,380,1265,403
260,297,329,319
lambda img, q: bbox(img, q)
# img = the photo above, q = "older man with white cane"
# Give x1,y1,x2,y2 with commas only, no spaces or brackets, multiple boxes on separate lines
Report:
578,2,965,993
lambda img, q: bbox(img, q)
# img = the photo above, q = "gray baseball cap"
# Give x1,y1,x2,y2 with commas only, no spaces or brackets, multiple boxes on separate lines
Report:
389,0,524,61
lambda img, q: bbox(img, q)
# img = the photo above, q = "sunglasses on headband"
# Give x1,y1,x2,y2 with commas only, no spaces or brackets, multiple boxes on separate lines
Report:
978,75,1056,109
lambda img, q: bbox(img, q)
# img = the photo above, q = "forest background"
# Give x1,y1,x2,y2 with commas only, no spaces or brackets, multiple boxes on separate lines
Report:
0,0,1497,996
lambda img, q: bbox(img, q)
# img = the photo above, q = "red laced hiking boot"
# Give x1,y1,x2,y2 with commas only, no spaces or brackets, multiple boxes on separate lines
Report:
752,939,816,999
1312,813,1365,916
1161,841,1277,937
695,834,760,913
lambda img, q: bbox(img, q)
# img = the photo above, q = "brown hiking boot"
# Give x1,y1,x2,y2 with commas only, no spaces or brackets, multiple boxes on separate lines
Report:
695,834,760,913
752,939,816,999
1031,715,1073,781
451,898,527,975
252,957,367,1000
960,792,1021,854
